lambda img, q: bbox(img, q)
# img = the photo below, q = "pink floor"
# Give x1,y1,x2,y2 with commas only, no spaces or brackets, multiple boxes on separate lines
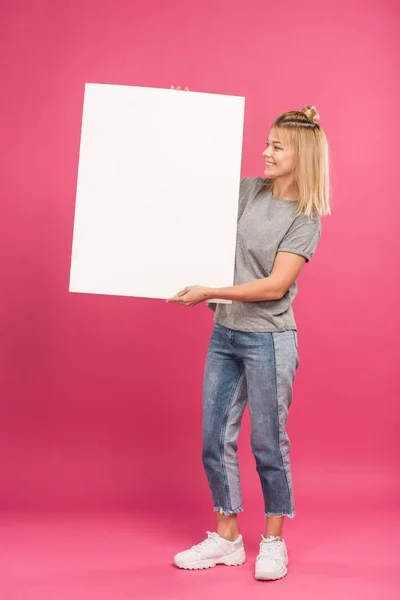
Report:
0,504,398,600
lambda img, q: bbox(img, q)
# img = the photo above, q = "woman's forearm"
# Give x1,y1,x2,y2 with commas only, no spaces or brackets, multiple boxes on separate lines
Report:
204,277,282,303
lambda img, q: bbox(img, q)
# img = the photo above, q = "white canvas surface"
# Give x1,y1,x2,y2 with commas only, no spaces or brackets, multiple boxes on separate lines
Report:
69,83,245,303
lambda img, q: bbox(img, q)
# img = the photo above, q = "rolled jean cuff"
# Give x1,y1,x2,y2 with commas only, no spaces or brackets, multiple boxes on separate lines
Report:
214,505,244,515
265,511,296,519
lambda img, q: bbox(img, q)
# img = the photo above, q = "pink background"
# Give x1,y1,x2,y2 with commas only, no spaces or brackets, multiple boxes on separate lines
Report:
0,3,399,597
1,0,398,511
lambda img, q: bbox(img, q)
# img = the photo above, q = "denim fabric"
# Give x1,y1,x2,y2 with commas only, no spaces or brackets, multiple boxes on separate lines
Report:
201,322,299,518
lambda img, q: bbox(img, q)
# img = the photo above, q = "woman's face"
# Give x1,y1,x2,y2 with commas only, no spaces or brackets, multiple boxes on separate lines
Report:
262,127,297,179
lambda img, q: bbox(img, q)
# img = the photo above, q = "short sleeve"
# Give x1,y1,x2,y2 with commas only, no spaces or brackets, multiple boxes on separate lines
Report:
277,215,322,263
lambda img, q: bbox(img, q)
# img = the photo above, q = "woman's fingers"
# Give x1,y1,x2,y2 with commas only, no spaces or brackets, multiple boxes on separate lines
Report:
170,85,190,91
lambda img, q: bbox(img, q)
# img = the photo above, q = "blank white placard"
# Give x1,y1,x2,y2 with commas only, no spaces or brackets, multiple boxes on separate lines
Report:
69,83,245,303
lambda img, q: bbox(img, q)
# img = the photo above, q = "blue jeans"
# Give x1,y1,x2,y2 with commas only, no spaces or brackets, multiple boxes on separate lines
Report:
202,322,299,518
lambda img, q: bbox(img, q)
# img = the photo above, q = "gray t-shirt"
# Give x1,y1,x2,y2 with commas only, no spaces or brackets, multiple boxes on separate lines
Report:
207,177,322,332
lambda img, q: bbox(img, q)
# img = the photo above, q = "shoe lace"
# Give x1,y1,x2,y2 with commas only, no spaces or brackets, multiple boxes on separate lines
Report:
256,536,284,562
191,531,220,554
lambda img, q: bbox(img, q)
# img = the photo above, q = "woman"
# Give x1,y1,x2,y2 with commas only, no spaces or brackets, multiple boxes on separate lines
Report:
167,102,330,581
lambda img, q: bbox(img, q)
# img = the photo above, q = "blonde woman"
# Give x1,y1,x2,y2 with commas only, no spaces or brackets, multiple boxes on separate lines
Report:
167,97,330,581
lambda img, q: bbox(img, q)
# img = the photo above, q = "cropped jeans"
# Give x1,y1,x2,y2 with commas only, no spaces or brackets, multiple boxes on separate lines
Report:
201,322,299,518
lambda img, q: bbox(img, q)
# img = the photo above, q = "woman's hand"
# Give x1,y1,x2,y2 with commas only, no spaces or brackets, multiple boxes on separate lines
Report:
166,285,209,307
170,85,189,91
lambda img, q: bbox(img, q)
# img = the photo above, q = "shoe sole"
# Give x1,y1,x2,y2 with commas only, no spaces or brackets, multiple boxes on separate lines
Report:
174,548,246,570
255,560,288,581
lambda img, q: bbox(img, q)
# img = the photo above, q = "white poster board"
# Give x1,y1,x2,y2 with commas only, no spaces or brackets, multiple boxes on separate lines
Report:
69,83,245,303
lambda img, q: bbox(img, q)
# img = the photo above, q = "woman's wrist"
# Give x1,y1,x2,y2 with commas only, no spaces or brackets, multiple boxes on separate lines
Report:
204,287,217,301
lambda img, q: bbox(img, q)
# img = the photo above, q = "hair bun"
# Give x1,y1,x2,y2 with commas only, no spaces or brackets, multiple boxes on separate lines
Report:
301,105,320,124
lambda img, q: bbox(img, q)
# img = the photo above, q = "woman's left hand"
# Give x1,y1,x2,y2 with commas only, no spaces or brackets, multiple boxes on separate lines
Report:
166,285,209,307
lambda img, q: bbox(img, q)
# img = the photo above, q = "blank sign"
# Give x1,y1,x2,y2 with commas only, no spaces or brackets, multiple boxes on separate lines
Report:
69,83,245,303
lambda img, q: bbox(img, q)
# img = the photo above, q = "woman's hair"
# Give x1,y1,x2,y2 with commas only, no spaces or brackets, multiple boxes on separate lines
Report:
264,105,331,217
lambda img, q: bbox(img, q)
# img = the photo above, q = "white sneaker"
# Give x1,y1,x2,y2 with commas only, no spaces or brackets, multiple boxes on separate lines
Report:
254,535,288,580
173,531,246,570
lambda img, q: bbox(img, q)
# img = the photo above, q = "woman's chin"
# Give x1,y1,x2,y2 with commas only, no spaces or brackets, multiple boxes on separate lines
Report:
264,167,276,178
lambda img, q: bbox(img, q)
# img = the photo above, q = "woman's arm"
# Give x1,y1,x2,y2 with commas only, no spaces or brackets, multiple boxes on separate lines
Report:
205,252,307,302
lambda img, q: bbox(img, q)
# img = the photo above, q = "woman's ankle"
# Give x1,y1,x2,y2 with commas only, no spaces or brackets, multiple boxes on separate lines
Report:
216,512,239,541
217,531,240,542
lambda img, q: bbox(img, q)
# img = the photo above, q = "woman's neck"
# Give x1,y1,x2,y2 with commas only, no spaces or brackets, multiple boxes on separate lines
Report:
271,178,298,201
